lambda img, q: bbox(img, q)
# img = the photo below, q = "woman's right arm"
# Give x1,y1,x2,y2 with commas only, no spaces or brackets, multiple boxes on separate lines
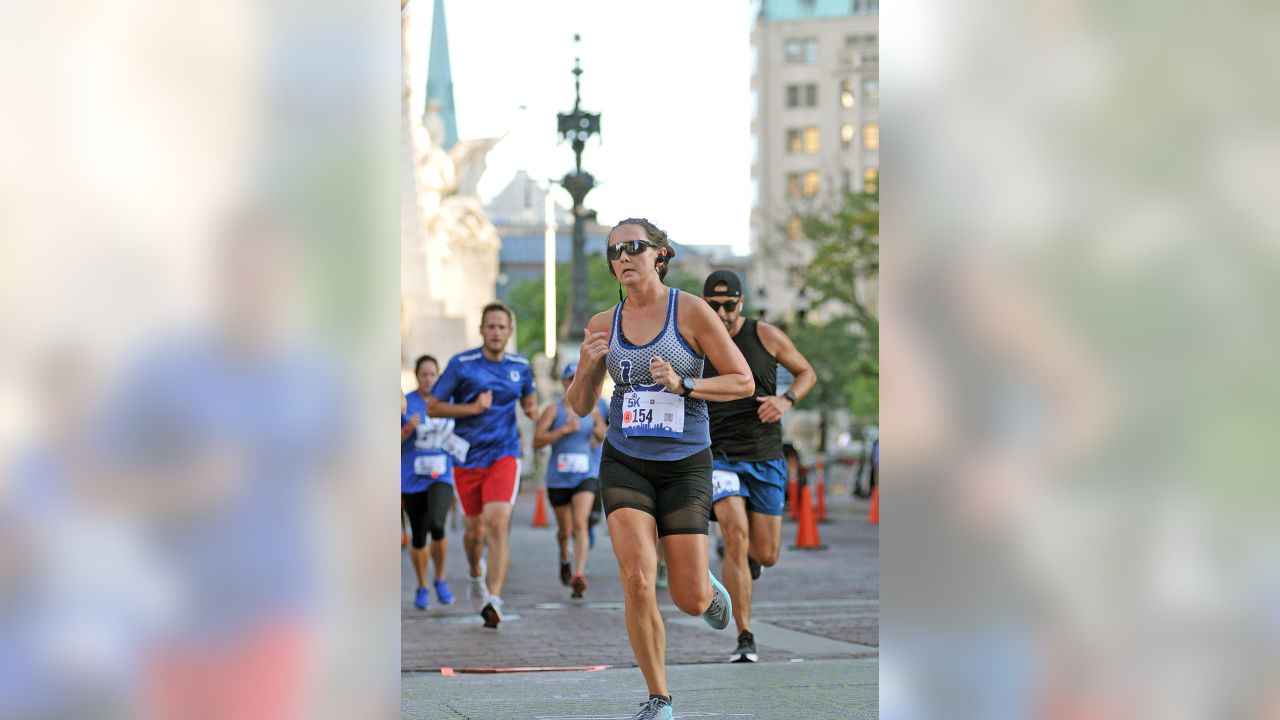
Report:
531,404,560,449
566,310,612,416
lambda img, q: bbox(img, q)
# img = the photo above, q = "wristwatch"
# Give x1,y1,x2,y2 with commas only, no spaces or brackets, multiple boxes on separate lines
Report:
782,390,798,405
680,376,696,397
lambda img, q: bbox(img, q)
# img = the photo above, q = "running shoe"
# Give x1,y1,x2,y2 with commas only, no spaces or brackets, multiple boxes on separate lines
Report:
748,556,762,581
655,560,668,590
467,573,489,613
413,587,429,610
560,558,572,586
570,573,588,598
702,570,732,630
631,697,674,719
481,597,502,629
434,579,454,605
729,630,758,663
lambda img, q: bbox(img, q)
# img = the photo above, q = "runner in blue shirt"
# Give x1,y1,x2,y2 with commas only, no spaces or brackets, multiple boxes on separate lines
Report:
401,355,458,610
533,361,607,598
427,302,538,628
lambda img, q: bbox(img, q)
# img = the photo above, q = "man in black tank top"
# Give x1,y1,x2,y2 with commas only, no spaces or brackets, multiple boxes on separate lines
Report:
700,270,817,663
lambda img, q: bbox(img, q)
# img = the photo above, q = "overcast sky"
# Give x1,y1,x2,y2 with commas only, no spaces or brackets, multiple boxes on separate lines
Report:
406,0,754,255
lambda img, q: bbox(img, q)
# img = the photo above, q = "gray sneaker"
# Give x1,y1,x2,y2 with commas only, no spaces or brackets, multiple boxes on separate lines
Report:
631,697,674,719
467,573,489,613
702,570,732,630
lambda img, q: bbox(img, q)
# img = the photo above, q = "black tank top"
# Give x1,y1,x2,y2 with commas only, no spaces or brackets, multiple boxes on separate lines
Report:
703,319,783,462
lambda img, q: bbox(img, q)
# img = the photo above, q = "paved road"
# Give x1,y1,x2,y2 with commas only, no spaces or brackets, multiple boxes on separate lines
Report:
402,482,877,719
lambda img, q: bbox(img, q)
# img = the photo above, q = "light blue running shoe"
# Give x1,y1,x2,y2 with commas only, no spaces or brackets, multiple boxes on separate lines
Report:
702,570,731,630
413,587,429,610
631,697,674,719
434,579,455,605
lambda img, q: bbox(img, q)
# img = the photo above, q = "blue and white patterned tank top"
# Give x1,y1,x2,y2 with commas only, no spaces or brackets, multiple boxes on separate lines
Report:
606,287,710,461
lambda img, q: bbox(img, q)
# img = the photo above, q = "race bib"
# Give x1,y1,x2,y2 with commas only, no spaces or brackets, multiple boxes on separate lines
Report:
556,453,590,474
414,454,448,479
712,469,741,496
620,386,685,439
442,433,470,463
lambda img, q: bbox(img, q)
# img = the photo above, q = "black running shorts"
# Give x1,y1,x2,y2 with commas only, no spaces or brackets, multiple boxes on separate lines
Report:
547,477,600,507
599,440,712,537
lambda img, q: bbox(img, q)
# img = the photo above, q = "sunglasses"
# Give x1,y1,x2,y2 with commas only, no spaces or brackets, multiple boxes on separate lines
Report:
706,300,740,312
606,239,657,261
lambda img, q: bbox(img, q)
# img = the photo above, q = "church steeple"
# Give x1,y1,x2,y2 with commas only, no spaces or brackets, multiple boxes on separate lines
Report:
424,0,458,149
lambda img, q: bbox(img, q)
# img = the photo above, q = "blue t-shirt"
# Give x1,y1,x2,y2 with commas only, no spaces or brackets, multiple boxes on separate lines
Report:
431,348,536,469
401,391,455,493
546,400,601,488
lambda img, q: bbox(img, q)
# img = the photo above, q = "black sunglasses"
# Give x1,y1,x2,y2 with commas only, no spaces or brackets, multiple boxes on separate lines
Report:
706,299,740,312
606,239,657,261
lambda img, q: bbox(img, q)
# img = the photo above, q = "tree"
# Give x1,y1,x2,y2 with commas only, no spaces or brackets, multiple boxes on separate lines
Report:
787,189,879,436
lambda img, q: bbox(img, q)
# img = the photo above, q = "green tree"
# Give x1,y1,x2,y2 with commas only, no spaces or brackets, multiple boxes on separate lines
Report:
787,190,879,434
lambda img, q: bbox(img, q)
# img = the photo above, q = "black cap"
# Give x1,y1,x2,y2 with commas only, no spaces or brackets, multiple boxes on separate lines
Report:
703,270,743,297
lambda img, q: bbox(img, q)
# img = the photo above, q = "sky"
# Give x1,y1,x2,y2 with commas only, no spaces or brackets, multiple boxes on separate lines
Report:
405,0,754,256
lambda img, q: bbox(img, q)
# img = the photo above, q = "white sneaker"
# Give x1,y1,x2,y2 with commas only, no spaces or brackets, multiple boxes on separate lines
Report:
481,595,503,628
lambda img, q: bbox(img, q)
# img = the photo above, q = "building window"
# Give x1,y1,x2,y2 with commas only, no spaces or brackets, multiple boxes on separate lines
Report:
863,123,879,151
802,127,820,153
786,84,818,108
787,216,804,240
802,171,820,197
785,38,818,64
787,173,802,199
787,127,820,154
864,167,879,193
853,0,878,14
841,123,856,148
840,79,855,108
863,77,879,105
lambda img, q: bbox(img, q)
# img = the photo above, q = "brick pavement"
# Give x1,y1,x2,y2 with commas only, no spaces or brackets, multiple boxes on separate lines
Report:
402,483,878,672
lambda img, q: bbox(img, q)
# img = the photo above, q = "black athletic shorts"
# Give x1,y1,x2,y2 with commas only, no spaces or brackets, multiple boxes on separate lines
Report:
548,477,600,507
599,439,712,537
402,482,453,546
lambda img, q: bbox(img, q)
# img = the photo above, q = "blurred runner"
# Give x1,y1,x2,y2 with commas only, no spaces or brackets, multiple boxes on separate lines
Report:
401,355,457,609
427,303,538,628
532,362,607,598
702,270,816,664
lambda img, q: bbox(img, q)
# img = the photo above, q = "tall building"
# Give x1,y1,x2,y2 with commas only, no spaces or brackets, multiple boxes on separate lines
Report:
401,0,502,378
750,0,878,321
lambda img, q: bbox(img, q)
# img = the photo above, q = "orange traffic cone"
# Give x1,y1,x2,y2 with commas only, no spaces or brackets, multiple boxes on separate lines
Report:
868,486,879,525
790,484,827,550
815,457,828,522
532,487,550,528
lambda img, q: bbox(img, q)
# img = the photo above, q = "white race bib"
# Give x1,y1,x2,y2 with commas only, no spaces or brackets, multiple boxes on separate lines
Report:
712,469,741,496
620,387,685,438
556,453,590,474
414,454,449,479
442,433,470,463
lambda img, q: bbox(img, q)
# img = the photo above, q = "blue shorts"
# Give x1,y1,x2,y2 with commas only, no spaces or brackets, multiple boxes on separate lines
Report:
710,457,788,516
